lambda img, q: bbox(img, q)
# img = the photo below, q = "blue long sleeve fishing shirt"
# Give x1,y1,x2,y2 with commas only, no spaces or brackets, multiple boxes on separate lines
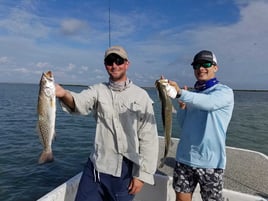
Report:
177,83,234,169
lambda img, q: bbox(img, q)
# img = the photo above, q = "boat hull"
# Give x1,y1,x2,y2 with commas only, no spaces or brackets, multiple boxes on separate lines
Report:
37,137,268,201
37,172,266,201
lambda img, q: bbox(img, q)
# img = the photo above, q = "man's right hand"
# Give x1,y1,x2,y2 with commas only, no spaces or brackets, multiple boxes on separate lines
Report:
55,84,75,110
55,84,66,98
168,80,181,93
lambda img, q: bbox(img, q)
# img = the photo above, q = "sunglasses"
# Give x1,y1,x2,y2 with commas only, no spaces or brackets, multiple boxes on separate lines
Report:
105,55,126,66
192,62,215,70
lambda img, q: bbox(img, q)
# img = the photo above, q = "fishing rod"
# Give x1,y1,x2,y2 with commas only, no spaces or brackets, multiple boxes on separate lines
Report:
108,0,111,47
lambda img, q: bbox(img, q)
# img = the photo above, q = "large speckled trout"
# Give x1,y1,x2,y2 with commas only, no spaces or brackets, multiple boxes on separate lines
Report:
37,71,56,164
155,79,173,168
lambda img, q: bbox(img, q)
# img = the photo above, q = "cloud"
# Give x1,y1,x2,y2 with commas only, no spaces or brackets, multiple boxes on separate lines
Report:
81,65,89,71
36,62,52,69
60,18,90,35
0,56,9,64
132,0,268,89
0,8,50,39
67,63,76,71
13,67,29,73
0,0,267,89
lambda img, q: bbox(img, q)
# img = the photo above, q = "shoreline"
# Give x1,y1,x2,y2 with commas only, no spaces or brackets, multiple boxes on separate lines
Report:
1,82,268,92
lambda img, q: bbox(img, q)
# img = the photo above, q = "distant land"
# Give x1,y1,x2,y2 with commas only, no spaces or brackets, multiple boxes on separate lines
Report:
60,84,268,92
0,82,268,92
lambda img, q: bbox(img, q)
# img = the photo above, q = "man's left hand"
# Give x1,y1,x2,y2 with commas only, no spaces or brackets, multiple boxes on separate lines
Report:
128,178,144,195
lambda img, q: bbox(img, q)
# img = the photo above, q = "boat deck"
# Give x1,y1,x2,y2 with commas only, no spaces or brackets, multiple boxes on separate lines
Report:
38,137,268,201
157,137,268,198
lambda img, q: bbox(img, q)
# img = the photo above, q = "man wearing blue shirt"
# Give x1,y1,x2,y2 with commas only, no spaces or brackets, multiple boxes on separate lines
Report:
167,50,234,201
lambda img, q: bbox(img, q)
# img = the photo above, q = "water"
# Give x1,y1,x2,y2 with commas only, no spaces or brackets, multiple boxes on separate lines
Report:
0,83,267,201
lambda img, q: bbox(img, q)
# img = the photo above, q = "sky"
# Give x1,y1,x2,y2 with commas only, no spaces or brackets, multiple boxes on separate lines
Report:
0,0,267,90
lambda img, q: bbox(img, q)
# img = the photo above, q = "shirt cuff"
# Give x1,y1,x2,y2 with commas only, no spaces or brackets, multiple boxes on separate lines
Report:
176,89,182,98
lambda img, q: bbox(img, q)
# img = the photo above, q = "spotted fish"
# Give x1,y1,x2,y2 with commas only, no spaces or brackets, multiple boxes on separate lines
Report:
37,71,56,164
155,79,173,168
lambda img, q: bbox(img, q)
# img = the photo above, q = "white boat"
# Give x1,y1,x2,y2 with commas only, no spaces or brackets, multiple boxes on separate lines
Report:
38,137,268,201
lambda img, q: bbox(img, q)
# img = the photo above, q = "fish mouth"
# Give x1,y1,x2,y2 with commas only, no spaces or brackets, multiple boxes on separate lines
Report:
43,71,54,80
155,79,168,87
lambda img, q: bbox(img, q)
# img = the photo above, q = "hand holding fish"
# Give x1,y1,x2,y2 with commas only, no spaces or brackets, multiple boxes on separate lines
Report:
55,84,75,110
167,80,181,98
160,77,187,108
167,79,188,109
55,84,67,98
156,77,177,99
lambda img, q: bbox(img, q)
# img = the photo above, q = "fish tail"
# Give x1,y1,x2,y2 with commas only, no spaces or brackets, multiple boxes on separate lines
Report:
38,151,54,164
159,142,169,168
159,157,166,168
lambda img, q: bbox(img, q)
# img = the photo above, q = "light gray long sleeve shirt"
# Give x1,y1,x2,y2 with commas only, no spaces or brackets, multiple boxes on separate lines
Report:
60,82,159,184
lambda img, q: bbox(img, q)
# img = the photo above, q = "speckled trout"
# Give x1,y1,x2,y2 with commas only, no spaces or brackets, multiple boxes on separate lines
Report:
155,79,173,168
37,71,56,164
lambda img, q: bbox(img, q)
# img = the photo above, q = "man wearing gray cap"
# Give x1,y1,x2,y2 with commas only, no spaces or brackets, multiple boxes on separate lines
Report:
55,46,159,201
166,50,234,201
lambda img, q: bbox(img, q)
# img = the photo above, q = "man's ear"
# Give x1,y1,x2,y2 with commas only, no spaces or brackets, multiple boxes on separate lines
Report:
214,65,218,72
125,61,130,69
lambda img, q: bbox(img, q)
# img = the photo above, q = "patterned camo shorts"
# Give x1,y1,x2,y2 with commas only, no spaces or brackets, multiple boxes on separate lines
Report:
173,162,224,201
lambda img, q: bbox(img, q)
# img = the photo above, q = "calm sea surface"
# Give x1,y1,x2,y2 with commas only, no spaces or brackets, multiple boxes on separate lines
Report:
0,83,267,201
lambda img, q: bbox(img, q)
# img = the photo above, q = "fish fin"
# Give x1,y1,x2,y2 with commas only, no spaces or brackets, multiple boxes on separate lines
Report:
53,131,56,141
36,119,41,132
159,157,166,168
36,124,45,147
172,104,177,113
50,97,55,107
38,151,54,164
36,123,39,135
